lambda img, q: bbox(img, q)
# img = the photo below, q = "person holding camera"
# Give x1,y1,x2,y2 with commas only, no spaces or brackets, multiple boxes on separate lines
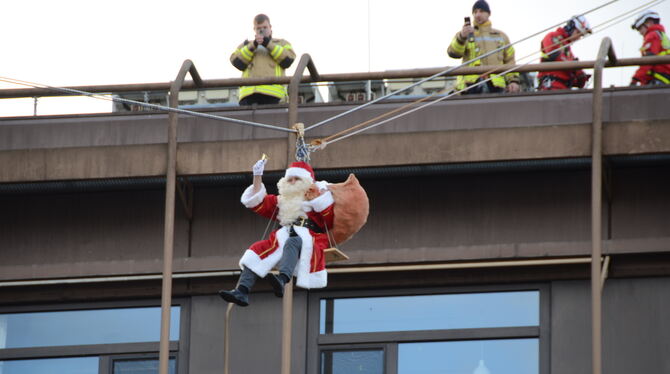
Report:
447,0,520,94
230,14,296,106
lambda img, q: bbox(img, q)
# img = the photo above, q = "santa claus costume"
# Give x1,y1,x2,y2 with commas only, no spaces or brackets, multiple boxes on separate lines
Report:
220,161,335,306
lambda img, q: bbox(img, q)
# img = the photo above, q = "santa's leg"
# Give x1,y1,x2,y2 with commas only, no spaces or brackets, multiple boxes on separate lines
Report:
266,233,302,297
218,267,259,307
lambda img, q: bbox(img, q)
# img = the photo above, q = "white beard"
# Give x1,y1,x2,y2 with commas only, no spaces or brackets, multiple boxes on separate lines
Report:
276,177,311,226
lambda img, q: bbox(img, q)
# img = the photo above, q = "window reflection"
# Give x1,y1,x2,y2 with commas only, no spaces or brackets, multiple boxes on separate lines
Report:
320,291,539,334
398,339,538,374
0,306,180,349
0,357,98,374
321,350,383,374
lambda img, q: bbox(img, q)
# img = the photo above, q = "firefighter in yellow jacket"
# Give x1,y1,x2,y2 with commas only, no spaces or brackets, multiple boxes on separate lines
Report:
231,14,296,106
447,1,520,94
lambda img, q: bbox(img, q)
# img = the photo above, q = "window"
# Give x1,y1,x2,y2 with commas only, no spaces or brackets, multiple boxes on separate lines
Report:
309,286,548,374
0,301,187,374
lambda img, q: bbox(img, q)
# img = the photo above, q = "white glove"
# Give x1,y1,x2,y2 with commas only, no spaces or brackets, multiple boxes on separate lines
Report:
252,159,267,176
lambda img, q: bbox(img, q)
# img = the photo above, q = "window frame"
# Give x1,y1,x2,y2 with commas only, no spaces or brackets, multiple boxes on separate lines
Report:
0,298,190,374
307,283,550,374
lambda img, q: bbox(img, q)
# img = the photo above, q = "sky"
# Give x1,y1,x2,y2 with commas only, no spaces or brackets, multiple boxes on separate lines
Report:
0,0,668,116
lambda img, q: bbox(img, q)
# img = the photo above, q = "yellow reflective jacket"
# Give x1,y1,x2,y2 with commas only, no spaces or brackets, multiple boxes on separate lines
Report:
447,21,519,90
230,38,296,101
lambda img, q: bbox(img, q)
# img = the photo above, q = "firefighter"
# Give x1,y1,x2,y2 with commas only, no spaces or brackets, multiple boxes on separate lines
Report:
537,16,592,91
447,0,520,94
630,10,670,86
230,14,296,106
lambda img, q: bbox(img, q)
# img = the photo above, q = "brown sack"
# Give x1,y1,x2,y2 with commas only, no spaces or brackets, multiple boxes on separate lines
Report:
328,174,369,244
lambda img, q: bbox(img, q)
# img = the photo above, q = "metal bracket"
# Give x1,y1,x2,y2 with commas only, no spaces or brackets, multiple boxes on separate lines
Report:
601,255,611,291
177,176,194,221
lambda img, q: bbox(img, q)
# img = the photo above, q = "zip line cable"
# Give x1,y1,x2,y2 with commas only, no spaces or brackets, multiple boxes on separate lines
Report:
0,0,652,141
0,76,296,134
303,0,621,132
313,0,663,149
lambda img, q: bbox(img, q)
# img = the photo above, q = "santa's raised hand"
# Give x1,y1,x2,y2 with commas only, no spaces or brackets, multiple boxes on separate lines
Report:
252,158,267,176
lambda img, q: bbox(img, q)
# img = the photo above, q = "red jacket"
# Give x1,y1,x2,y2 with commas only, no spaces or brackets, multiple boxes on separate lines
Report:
632,24,670,84
537,27,589,89
239,183,335,289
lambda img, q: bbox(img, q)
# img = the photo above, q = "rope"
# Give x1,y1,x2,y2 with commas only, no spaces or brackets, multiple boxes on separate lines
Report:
303,0,621,133
293,123,311,162
0,76,296,134
313,0,663,149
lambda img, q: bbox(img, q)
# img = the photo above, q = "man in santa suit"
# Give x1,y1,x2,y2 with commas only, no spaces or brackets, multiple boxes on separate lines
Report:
219,158,335,307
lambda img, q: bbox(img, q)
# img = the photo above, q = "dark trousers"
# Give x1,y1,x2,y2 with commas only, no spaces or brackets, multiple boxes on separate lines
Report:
239,93,281,106
278,235,302,277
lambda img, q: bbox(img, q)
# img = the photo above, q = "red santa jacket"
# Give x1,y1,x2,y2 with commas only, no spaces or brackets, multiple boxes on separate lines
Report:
538,27,589,89
632,23,670,85
239,182,335,289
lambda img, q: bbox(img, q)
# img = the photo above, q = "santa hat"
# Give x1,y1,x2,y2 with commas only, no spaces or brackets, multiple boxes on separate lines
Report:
285,161,314,183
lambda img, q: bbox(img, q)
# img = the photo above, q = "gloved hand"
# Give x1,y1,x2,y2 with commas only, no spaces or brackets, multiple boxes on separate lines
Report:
262,36,271,47
252,159,267,176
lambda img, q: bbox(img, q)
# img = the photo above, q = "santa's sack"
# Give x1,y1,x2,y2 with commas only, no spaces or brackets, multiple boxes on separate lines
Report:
328,174,369,244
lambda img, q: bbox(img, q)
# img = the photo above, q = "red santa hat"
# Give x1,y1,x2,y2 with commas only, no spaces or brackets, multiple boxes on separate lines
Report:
285,161,314,183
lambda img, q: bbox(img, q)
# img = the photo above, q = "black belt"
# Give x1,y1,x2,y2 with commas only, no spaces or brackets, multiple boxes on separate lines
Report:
291,217,324,233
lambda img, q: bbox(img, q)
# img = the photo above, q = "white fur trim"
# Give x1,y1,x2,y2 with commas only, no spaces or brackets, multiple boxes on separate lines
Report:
285,167,313,183
240,184,267,208
309,190,334,212
296,269,327,289
239,225,328,289
315,180,329,192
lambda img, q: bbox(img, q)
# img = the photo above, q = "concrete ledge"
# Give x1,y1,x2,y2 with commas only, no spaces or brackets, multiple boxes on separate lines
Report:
0,237,667,282
0,120,668,183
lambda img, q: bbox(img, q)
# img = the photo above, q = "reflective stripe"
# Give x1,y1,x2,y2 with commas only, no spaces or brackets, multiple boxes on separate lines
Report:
490,74,506,88
450,38,465,55
240,46,254,62
505,45,515,59
271,45,283,59
239,84,287,99
275,65,282,77
652,72,670,84
659,31,670,50
504,71,520,83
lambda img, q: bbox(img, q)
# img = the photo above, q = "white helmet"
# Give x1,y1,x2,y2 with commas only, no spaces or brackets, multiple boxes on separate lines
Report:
567,15,592,35
632,10,660,30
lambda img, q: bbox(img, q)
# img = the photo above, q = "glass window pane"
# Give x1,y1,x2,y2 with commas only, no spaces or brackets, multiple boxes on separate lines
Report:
321,291,538,334
0,357,98,374
321,350,383,374
398,338,538,374
113,358,176,374
0,306,180,349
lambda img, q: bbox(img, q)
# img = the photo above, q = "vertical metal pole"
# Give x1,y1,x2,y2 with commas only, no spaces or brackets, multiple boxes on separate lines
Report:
281,282,294,374
281,54,319,374
160,60,203,374
224,303,234,374
591,37,613,374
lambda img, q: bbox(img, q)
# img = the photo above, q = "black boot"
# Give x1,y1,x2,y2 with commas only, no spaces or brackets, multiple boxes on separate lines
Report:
218,268,258,307
266,273,291,298
266,235,301,298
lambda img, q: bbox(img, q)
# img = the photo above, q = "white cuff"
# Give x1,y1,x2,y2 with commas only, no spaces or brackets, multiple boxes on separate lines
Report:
240,184,267,208
309,190,334,212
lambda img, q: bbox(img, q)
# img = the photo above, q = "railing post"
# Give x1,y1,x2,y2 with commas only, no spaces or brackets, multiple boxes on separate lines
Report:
280,53,320,374
591,37,615,374
160,59,203,374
